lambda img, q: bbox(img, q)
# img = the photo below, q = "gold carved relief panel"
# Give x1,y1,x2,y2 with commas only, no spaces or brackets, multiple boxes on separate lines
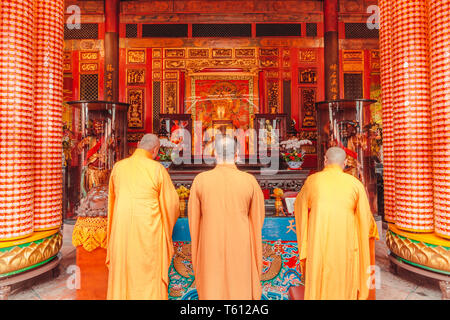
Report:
127,88,145,129
127,69,146,86
164,82,178,114
127,49,146,64
299,49,317,63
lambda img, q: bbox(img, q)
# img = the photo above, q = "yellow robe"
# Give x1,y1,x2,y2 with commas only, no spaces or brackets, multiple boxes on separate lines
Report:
294,164,379,300
188,163,265,300
106,148,179,300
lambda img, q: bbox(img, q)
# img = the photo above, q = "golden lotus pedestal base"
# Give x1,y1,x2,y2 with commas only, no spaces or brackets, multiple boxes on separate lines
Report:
0,255,62,300
0,231,63,300
386,224,450,300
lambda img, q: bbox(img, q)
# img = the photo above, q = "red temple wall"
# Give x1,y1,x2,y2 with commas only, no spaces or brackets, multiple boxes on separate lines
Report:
62,0,380,162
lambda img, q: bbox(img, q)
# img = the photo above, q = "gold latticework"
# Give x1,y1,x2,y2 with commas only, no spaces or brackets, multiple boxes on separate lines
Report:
72,217,107,252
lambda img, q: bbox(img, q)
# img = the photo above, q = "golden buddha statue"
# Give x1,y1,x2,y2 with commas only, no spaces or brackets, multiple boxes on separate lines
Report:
214,97,233,120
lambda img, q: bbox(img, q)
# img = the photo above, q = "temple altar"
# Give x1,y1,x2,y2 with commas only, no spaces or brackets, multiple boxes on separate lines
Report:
168,166,310,192
169,217,301,300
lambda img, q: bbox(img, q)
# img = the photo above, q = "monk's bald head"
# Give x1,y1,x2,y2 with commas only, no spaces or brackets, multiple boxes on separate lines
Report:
325,147,347,168
138,134,160,158
214,135,236,164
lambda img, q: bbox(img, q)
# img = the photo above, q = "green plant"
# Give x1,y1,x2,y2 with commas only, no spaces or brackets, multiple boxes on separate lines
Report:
157,147,172,161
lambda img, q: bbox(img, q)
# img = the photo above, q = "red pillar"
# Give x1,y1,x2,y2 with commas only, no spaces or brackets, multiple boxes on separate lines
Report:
429,0,450,239
0,0,35,240
379,0,396,223
392,0,433,233
104,0,120,102
33,0,65,231
323,0,340,101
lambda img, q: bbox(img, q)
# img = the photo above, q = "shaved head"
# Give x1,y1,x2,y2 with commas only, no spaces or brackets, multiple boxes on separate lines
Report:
325,147,347,167
138,134,160,152
214,135,236,164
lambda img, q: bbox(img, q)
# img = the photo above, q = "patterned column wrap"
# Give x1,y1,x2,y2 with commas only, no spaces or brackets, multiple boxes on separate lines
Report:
33,0,64,231
0,0,35,241
379,0,396,223
392,0,434,232
429,0,450,239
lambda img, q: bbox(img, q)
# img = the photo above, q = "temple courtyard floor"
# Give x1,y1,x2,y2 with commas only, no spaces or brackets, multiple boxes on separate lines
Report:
6,222,443,300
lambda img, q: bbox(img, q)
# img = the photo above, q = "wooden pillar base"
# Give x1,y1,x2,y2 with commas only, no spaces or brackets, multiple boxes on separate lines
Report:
389,254,450,300
0,285,11,300
0,255,61,300
439,281,450,300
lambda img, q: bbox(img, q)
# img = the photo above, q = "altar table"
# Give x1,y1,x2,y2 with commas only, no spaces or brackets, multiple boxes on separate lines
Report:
168,217,302,300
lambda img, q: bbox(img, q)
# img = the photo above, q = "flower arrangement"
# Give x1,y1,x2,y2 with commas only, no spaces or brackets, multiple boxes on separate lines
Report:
157,138,177,162
280,137,312,164
176,185,190,199
280,138,312,150
156,148,172,161
281,149,305,163
176,185,190,217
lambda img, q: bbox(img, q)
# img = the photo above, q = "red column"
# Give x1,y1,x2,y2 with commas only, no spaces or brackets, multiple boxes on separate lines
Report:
429,0,450,239
0,0,35,240
392,0,433,233
323,0,340,100
258,71,265,113
104,0,120,101
33,0,65,231
379,0,396,223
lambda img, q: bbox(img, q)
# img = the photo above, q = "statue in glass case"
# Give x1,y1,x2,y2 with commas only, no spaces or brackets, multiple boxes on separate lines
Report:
316,99,377,213
65,101,128,219
77,119,113,197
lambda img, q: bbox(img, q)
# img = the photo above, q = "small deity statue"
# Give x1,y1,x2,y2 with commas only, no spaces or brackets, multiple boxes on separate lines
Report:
339,121,359,178
287,119,298,137
77,120,113,197
216,102,225,120
265,119,274,146
213,97,233,120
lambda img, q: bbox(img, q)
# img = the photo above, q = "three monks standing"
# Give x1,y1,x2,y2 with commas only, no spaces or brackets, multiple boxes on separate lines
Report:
106,133,378,300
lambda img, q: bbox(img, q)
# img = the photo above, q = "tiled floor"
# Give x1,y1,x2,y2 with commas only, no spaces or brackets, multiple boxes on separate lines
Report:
6,223,443,300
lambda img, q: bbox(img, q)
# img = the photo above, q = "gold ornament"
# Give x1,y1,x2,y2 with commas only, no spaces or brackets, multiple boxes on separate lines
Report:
72,217,108,252
386,230,450,273
0,233,62,276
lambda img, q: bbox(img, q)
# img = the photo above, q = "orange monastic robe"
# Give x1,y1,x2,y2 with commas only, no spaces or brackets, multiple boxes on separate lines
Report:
294,164,379,300
106,148,179,300
188,163,265,300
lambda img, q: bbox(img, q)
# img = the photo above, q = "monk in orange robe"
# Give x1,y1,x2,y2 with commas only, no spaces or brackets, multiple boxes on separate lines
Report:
294,147,379,300
188,136,265,300
106,134,179,299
